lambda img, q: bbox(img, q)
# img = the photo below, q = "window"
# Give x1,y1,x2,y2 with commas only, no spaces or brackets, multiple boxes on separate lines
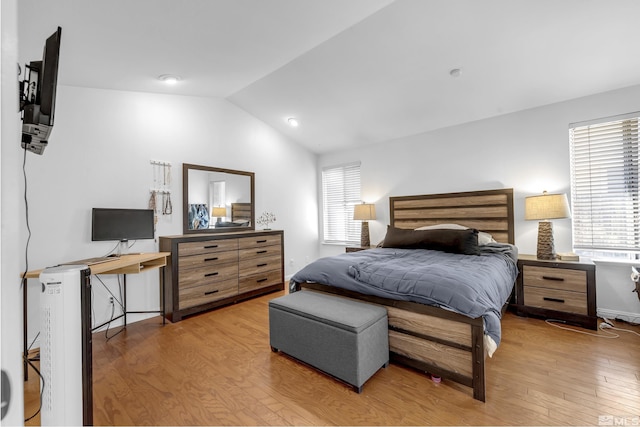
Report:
322,162,361,244
569,112,639,259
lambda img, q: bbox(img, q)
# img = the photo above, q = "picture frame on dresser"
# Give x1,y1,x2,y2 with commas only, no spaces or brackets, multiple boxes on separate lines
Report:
514,255,597,329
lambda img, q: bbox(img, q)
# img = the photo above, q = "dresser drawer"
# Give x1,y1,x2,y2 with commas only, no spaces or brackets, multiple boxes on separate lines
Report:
523,286,588,315
179,279,238,310
178,239,238,257
238,270,282,294
238,244,282,260
239,253,281,277
179,263,239,289
238,234,281,249
522,265,587,293
179,250,237,270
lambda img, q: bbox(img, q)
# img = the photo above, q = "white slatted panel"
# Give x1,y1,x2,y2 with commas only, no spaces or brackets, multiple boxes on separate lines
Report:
569,116,639,252
322,162,361,244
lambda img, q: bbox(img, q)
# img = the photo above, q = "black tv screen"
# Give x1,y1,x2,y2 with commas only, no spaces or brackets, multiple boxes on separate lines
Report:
21,26,62,155
91,208,155,242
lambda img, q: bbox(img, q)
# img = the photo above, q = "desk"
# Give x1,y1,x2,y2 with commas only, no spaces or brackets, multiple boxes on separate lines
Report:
21,252,170,380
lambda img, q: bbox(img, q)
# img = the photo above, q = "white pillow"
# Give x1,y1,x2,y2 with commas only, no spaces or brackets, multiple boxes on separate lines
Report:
415,223,496,245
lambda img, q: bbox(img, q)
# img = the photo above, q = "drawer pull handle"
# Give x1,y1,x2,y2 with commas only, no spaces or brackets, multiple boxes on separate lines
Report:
256,250,267,254
204,257,219,262
204,290,219,296
256,240,267,243
204,272,219,277
543,297,565,303
542,275,564,281
257,263,267,267
257,278,268,283
204,245,219,249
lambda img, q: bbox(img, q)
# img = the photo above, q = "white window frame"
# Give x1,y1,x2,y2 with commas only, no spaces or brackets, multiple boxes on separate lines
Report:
569,112,640,260
321,162,362,245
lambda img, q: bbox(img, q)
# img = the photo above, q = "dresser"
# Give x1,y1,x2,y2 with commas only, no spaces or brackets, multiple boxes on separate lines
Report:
514,254,597,329
159,230,284,322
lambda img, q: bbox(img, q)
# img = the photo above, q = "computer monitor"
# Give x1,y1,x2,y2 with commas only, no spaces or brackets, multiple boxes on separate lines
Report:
91,209,155,254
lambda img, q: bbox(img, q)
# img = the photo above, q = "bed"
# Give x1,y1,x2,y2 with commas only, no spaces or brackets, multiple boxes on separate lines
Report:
289,188,517,401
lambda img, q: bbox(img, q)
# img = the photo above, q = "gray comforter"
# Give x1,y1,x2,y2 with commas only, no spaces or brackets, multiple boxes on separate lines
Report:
290,243,518,346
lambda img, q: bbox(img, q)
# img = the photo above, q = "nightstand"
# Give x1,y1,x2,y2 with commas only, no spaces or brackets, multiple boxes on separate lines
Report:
345,245,376,253
515,255,597,330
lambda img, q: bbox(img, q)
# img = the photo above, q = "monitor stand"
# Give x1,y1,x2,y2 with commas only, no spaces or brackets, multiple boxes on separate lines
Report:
116,240,129,256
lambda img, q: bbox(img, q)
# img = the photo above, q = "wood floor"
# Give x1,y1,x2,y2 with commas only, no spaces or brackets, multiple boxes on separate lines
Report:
25,290,640,426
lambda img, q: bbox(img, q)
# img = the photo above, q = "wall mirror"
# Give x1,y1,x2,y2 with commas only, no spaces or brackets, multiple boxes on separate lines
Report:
183,163,255,234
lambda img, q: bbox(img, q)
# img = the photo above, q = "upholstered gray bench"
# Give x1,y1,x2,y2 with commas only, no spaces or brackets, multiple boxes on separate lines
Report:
269,291,389,393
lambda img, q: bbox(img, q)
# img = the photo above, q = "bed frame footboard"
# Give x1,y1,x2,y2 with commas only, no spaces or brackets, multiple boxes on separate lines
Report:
293,281,487,402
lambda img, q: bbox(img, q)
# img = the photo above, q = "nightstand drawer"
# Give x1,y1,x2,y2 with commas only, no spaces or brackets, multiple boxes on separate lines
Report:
523,286,588,315
522,265,587,293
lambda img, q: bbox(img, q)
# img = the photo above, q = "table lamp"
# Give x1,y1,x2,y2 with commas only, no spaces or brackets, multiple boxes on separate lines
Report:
353,203,376,247
212,207,227,225
525,191,571,260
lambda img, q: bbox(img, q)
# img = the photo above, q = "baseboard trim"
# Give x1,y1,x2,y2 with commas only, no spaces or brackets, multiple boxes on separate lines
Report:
597,308,640,324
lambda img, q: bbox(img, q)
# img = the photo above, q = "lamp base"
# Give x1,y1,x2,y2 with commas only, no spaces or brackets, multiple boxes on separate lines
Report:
360,221,370,248
536,221,556,260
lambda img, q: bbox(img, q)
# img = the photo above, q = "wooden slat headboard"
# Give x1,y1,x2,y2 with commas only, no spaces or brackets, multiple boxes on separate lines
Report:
390,188,514,244
231,202,252,222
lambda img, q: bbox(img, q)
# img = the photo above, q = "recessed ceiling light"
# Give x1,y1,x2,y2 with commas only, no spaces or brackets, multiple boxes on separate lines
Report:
287,117,299,127
449,68,462,78
158,74,182,85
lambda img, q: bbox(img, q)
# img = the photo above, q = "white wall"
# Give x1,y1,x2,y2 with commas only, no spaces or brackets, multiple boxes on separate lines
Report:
318,84,640,319
19,85,319,347
1,0,25,424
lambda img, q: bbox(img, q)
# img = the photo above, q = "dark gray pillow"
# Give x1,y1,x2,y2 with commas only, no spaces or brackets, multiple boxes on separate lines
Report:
381,226,480,255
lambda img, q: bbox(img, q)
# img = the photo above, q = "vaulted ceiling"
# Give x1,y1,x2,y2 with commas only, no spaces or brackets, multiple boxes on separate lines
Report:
18,0,640,153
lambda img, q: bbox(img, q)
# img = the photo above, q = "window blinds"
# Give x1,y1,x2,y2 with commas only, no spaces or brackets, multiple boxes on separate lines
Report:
322,162,361,244
569,115,639,252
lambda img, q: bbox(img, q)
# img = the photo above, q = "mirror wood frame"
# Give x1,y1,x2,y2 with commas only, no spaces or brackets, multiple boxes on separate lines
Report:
182,163,255,234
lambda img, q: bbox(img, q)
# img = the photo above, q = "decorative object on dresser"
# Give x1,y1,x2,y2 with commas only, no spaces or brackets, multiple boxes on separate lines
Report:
514,254,597,329
257,211,276,230
524,191,571,260
353,203,376,247
159,230,284,322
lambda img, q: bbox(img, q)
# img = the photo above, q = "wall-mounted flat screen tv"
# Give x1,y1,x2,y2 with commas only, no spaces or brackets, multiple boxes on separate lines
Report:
21,26,62,155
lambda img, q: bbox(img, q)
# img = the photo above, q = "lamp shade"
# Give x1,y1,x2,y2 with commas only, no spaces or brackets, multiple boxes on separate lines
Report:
525,192,571,221
353,203,376,221
211,207,227,217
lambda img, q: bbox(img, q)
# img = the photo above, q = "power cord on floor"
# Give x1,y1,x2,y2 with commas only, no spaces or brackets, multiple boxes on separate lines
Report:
598,320,640,337
545,318,640,338
23,354,44,422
